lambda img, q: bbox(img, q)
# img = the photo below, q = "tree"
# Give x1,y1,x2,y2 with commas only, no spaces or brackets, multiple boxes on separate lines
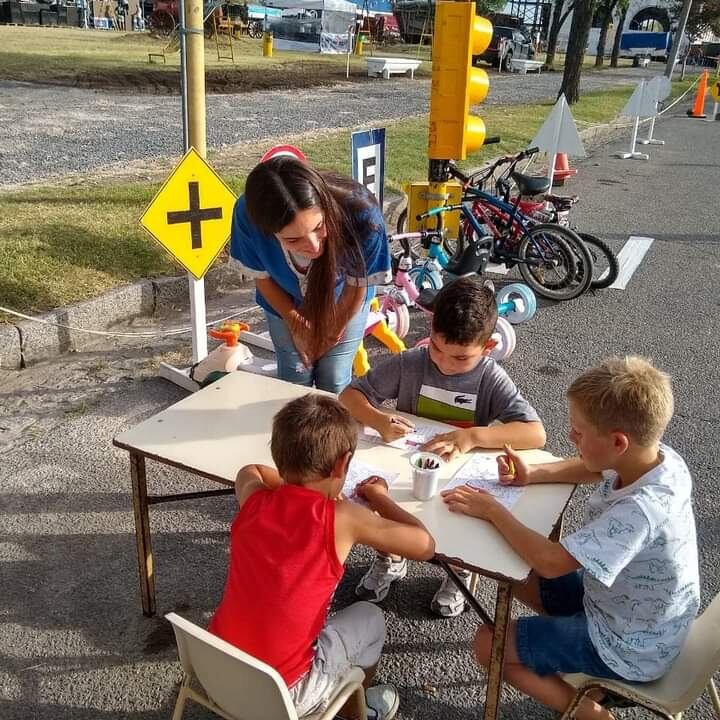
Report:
594,0,620,66
674,0,720,39
610,0,630,67
544,0,576,70
559,0,597,103
476,0,509,14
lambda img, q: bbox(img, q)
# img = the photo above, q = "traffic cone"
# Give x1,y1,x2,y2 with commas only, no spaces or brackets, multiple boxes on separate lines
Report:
687,70,708,118
552,152,578,186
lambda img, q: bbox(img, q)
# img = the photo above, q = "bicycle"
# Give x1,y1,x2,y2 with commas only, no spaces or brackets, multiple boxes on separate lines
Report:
514,194,619,290
414,168,593,301
378,230,537,362
447,151,618,291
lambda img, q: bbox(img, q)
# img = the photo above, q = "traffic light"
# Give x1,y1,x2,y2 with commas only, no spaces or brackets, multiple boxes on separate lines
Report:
428,2,493,161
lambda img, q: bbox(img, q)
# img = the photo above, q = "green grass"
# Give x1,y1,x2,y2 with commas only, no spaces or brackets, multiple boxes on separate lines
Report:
0,79,693,319
0,26,384,90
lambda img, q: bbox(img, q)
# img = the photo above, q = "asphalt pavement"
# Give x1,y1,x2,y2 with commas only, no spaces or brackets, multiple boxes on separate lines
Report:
1,102,719,719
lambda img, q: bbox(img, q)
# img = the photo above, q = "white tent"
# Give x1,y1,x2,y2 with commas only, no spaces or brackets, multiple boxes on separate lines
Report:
263,0,357,53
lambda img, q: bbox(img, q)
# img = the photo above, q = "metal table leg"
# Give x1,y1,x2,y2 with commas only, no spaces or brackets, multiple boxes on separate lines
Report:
483,581,513,720
130,452,155,617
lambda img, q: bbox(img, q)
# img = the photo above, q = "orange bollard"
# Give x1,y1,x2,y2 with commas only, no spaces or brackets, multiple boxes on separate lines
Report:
687,70,709,118
551,152,577,186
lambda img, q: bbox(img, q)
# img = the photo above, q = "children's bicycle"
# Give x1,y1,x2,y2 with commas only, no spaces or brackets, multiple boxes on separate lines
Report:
447,152,618,291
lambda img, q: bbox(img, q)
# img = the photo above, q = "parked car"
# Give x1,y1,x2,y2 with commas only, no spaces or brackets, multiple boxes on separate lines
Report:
474,25,535,70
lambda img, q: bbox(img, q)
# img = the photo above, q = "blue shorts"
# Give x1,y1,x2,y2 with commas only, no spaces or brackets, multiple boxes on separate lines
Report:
515,571,625,680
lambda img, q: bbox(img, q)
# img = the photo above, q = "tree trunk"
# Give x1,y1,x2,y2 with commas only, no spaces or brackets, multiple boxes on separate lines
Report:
559,0,596,103
594,3,613,66
544,0,566,69
610,5,627,67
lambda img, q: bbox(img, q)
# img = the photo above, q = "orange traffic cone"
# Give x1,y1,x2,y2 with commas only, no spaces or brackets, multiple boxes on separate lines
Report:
552,152,577,186
687,70,708,118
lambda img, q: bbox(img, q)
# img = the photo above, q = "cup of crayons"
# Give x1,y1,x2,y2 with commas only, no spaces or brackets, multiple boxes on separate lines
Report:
410,452,444,501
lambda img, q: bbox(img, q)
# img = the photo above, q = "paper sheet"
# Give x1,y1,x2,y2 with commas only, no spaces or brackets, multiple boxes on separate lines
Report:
444,453,523,510
363,420,454,451
343,459,399,506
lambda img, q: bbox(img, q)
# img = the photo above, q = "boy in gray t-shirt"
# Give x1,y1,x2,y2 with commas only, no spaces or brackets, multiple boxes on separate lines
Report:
443,357,700,720
339,277,545,616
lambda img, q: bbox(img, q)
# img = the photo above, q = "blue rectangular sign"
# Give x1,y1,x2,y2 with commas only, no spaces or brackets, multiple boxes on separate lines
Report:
351,128,385,208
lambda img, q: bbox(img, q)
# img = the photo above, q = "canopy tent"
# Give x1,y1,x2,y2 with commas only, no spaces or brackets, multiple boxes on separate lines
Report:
263,0,356,53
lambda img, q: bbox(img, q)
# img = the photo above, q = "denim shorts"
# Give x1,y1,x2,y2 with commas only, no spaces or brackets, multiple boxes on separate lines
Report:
515,570,625,680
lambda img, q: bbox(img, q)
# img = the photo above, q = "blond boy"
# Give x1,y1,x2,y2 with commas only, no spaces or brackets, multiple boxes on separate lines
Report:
443,357,700,720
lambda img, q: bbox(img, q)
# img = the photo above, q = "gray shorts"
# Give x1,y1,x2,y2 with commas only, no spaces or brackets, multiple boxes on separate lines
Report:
289,601,385,716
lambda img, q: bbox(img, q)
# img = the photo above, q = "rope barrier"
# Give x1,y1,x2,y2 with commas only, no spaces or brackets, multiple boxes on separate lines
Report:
0,303,261,339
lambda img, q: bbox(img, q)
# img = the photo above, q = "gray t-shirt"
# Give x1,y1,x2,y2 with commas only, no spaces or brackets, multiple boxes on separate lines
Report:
350,347,539,427
562,444,700,682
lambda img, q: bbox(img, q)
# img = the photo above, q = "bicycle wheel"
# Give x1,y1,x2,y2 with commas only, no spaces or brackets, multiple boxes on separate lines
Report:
381,296,410,338
577,232,619,290
409,264,443,292
518,225,589,301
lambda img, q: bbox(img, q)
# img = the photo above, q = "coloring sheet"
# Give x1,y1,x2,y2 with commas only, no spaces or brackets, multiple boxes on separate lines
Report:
343,459,400,506
444,453,523,510
363,420,454,450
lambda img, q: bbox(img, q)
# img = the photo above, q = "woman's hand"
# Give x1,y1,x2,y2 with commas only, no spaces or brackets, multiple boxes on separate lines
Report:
286,309,313,366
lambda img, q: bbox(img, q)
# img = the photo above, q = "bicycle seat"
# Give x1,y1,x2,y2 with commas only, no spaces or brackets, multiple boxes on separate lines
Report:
416,288,438,312
545,193,578,211
511,171,550,197
445,234,492,276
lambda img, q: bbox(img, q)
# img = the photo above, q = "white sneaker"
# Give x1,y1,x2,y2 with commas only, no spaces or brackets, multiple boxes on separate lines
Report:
366,684,399,720
431,569,472,617
355,554,407,603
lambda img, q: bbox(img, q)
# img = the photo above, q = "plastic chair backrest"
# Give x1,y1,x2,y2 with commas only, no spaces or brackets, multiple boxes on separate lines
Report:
657,592,720,710
166,613,298,720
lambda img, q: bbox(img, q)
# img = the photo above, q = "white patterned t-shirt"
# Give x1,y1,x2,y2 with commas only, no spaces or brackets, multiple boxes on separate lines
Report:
561,444,700,681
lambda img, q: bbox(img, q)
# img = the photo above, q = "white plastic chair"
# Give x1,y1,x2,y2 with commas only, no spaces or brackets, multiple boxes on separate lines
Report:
166,613,367,720
561,593,720,720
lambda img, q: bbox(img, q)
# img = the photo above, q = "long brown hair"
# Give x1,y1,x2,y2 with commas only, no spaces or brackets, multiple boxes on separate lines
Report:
244,157,374,358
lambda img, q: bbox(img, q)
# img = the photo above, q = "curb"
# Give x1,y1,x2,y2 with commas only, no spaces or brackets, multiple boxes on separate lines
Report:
0,192,408,370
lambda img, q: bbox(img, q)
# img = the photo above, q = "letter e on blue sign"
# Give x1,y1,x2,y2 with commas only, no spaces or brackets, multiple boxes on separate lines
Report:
351,129,385,207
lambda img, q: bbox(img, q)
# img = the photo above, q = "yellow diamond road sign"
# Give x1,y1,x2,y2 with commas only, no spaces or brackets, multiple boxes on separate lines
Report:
140,147,237,280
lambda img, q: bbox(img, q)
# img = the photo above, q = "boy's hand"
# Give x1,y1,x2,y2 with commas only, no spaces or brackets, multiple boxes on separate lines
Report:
441,485,501,521
421,429,473,461
497,444,532,486
377,414,415,443
355,475,389,503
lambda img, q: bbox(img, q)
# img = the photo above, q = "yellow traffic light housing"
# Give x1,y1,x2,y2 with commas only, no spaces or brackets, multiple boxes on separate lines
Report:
428,2,493,161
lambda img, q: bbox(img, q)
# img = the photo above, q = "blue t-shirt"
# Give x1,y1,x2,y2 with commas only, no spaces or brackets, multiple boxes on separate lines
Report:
562,444,700,682
229,194,391,317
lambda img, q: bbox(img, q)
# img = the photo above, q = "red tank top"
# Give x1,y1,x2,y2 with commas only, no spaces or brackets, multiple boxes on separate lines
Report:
209,484,344,687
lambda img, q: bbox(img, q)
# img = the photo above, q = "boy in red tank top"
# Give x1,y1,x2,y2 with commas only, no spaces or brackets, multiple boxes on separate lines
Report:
209,394,435,720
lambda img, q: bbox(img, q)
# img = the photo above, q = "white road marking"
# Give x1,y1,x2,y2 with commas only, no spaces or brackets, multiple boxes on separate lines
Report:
603,236,654,290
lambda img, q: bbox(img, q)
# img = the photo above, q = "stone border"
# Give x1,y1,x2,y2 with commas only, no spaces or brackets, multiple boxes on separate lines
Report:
0,121,627,370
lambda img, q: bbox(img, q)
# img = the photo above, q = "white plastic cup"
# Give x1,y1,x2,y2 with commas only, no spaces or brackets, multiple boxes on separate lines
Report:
410,452,444,501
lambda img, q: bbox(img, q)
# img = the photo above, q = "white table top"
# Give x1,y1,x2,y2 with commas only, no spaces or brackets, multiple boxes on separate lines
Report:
115,371,574,583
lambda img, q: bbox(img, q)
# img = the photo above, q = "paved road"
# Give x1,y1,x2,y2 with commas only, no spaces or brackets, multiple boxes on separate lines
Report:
1,108,719,720
0,65,673,187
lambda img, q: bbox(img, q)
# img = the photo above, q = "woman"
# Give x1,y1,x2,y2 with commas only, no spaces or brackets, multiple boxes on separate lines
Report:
230,157,391,393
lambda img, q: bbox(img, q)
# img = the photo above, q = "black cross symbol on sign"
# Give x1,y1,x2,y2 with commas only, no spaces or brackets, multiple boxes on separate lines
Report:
166,181,223,250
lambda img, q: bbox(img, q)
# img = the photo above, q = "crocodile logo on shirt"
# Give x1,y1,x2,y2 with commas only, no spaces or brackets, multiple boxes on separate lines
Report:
416,385,477,427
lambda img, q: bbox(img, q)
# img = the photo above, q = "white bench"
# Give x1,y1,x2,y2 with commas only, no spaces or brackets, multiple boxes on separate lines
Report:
508,58,543,74
366,57,422,80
